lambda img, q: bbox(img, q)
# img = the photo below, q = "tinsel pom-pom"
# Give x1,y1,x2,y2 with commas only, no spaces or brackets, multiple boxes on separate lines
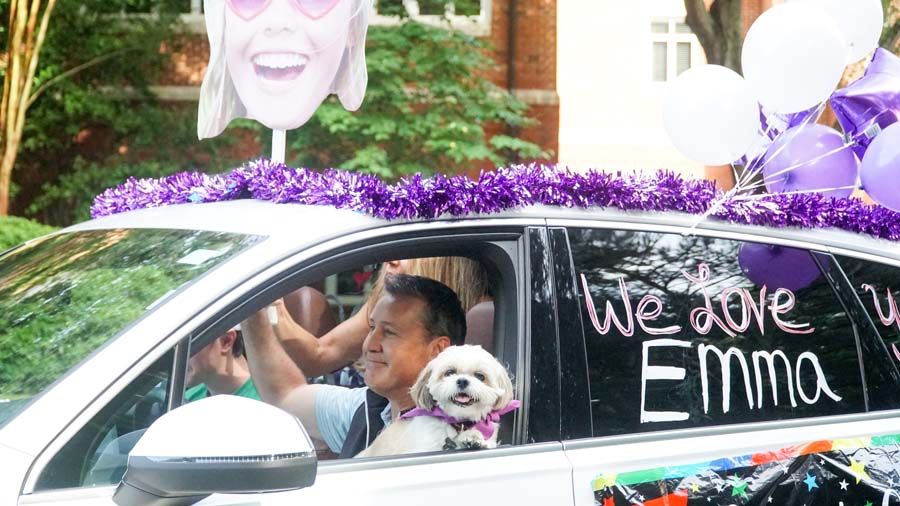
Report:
90,158,900,241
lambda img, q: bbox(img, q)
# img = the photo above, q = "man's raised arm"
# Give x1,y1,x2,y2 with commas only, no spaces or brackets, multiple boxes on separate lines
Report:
241,308,323,440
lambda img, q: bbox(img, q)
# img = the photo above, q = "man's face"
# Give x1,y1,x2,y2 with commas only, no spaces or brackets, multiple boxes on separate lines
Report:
363,293,441,402
186,340,219,389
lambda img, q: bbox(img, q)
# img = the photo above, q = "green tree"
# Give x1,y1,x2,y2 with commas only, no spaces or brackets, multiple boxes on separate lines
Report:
18,2,547,225
284,19,548,177
684,0,743,73
4,0,252,225
0,0,57,216
685,0,900,75
0,214,54,250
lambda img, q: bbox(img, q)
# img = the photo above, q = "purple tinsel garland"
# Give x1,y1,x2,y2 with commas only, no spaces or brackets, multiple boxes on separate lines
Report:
90,158,900,241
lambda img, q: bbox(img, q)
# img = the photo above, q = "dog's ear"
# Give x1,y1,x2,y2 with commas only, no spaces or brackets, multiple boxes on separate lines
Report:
410,360,436,409
493,364,515,410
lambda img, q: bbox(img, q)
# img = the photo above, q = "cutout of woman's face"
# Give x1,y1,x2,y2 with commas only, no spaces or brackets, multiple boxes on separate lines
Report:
224,0,351,130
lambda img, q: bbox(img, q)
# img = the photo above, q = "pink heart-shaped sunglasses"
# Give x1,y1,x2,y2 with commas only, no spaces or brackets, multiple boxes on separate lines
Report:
226,0,341,20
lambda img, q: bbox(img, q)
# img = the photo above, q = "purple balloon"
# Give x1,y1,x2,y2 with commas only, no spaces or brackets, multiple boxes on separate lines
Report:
760,124,858,199
832,48,900,160
738,243,821,292
860,121,900,212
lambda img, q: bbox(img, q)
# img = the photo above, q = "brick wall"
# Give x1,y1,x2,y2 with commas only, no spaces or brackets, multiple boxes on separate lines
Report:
490,0,559,160
742,0,763,35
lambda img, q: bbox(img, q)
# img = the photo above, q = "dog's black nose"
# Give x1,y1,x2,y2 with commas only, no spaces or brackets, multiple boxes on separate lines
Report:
457,377,469,389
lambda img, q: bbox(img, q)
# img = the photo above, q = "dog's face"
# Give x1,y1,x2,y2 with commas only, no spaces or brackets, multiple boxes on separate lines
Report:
410,345,514,421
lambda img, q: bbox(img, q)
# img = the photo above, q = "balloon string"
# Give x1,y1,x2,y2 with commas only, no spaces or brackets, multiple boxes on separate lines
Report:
737,101,828,191
687,100,835,234
731,184,858,199
686,165,743,233
755,143,853,183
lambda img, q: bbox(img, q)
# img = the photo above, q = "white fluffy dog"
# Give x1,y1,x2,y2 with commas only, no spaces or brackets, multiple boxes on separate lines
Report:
355,345,517,458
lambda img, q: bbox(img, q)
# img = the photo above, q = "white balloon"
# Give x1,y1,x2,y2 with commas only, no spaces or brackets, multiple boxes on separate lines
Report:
793,0,883,63
663,64,760,166
742,2,848,113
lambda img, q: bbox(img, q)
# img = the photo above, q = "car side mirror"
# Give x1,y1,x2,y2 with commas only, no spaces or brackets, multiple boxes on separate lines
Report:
113,395,316,506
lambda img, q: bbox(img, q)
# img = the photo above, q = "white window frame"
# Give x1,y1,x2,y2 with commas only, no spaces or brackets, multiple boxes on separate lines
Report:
179,0,491,36
650,17,702,83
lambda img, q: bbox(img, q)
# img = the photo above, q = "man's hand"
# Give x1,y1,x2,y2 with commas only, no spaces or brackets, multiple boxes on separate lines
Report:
241,303,323,440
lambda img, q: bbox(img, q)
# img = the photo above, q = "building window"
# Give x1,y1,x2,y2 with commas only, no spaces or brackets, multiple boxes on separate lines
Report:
651,18,700,82
373,0,492,36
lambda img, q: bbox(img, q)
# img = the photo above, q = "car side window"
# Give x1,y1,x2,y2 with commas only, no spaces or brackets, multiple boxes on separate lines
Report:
35,350,173,491
833,254,900,410
568,228,865,437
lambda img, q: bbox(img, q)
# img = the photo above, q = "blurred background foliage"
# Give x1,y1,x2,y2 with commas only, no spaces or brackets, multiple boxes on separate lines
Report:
1,0,546,229
0,215,56,251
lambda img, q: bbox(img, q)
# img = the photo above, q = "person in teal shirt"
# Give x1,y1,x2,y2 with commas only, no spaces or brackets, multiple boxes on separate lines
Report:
185,327,260,402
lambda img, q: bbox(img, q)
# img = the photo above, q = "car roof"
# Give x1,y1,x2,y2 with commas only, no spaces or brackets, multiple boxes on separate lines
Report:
61,199,900,264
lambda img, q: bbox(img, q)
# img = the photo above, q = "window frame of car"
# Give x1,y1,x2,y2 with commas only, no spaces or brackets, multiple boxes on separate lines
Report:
19,217,559,496
545,216,900,450
179,224,561,464
175,223,560,464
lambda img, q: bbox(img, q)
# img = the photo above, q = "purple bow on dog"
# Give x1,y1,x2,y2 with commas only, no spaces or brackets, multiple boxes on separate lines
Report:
400,400,521,440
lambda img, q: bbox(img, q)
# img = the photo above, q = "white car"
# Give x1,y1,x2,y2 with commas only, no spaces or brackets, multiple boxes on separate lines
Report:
3,198,900,506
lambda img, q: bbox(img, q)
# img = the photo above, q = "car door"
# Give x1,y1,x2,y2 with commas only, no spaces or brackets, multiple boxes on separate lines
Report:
549,223,900,506
192,226,573,506
18,223,575,506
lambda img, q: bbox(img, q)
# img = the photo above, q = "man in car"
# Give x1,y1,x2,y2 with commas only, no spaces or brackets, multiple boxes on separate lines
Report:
184,327,260,402
242,274,466,458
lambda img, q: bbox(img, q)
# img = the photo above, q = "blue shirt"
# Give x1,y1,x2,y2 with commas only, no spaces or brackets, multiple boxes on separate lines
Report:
315,386,392,454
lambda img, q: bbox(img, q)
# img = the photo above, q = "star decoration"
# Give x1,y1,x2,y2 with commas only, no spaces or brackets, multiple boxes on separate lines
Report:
767,497,773,503
849,459,871,484
838,479,849,490
730,476,749,499
691,483,700,493
865,501,873,506
593,474,618,490
802,473,818,492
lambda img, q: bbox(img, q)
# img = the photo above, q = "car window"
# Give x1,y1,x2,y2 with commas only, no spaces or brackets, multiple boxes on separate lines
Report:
833,254,900,410
568,228,865,437
0,228,261,428
35,350,174,491
216,247,518,461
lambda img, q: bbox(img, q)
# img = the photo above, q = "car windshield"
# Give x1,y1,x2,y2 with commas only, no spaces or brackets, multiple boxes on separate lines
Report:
0,228,262,427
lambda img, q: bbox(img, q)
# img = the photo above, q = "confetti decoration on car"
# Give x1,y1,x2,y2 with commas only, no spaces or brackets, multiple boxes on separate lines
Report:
592,433,900,505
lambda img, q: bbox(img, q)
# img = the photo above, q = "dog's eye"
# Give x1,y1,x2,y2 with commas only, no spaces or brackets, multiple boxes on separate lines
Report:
444,368,456,377
474,372,486,382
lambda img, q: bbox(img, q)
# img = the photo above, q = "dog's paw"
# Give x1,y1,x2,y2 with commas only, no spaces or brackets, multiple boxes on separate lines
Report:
442,437,458,451
454,429,487,450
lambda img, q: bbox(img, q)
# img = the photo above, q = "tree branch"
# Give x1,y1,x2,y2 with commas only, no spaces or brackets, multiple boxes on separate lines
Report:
27,47,127,109
684,0,719,63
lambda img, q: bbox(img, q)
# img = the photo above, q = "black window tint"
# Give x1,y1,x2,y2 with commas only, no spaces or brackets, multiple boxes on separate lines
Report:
569,229,864,436
834,255,900,410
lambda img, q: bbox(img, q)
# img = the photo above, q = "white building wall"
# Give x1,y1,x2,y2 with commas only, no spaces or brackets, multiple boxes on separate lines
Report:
557,0,707,177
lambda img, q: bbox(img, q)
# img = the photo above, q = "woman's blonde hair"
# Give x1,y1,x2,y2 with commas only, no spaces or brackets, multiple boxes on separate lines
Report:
367,257,489,315
198,0,371,139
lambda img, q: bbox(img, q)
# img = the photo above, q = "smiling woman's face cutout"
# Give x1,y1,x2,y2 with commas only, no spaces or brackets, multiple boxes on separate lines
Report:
223,0,351,130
